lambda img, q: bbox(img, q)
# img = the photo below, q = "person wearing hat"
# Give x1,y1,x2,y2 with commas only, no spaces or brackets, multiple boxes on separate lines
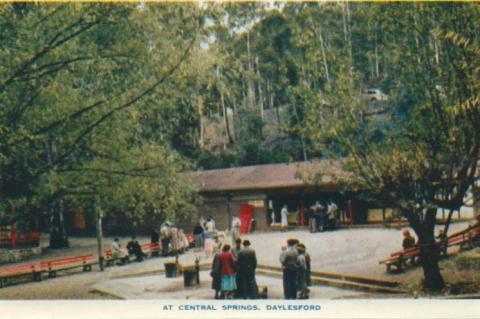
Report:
296,243,308,299
402,229,416,250
280,238,300,299
236,239,258,299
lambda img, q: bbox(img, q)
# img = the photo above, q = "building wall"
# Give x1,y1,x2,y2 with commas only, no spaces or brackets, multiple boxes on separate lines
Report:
197,193,269,231
367,209,394,223
197,196,230,231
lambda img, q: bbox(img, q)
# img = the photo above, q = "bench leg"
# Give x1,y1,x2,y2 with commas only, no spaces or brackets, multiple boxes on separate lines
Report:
396,260,403,273
386,264,392,273
33,272,43,282
83,265,92,272
48,271,57,278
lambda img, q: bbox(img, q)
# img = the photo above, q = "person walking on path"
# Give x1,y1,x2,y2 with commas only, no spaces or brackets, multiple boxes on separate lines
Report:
236,239,258,299
231,214,242,246
280,238,299,299
210,244,223,299
111,238,129,266
219,244,237,299
280,205,289,229
193,223,205,251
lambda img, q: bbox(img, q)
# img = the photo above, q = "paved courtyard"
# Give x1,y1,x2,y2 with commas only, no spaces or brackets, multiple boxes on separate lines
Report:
0,222,469,299
92,271,366,300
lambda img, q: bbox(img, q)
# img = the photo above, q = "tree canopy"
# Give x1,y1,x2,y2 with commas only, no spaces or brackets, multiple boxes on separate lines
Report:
0,3,203,228
1,2,480,289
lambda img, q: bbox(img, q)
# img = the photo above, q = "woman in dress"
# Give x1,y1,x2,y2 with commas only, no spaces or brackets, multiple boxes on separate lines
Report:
170,225,180,255
218,244,236,299
204,230,216,257
280,205,289,229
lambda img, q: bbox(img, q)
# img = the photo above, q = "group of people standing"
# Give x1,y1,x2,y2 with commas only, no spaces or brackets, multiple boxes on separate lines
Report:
192,216,222,257
280,238,311,299
271,200,338,232
309,200,339,232
210,238,257,299
153,221,189,257
192,215,243,258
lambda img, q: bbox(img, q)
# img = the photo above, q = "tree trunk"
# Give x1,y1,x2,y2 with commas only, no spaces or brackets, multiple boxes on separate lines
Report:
49,200,69,249
246,32,255,109
197,95,204,148
256,56,265,121
95,197,104,271
410,208,445,291
418,235,445,291
318,32,331,84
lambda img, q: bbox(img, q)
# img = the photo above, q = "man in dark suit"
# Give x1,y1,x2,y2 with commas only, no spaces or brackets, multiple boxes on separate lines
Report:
236,239,257,299
280,238,299,299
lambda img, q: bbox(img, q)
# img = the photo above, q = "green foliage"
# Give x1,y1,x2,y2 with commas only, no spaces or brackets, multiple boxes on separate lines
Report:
0,3,203,226
2,3,480,245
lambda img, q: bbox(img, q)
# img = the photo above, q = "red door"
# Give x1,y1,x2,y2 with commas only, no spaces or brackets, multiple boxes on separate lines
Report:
239,204,254,233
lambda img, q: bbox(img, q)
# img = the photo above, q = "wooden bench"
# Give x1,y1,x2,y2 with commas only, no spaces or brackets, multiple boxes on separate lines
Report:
103,249,119,266
40,254,95,278
379,246,420,273
0,262,42,288
141,242,160,257
104,242,160,266
447,225,480,250
380,224,480,273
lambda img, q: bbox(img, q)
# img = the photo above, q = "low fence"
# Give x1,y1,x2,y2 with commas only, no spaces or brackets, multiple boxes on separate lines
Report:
0,228,40,249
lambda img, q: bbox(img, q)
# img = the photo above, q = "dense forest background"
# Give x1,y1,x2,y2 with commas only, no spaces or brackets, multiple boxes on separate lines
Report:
1,2,479,249
160,2,479,170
